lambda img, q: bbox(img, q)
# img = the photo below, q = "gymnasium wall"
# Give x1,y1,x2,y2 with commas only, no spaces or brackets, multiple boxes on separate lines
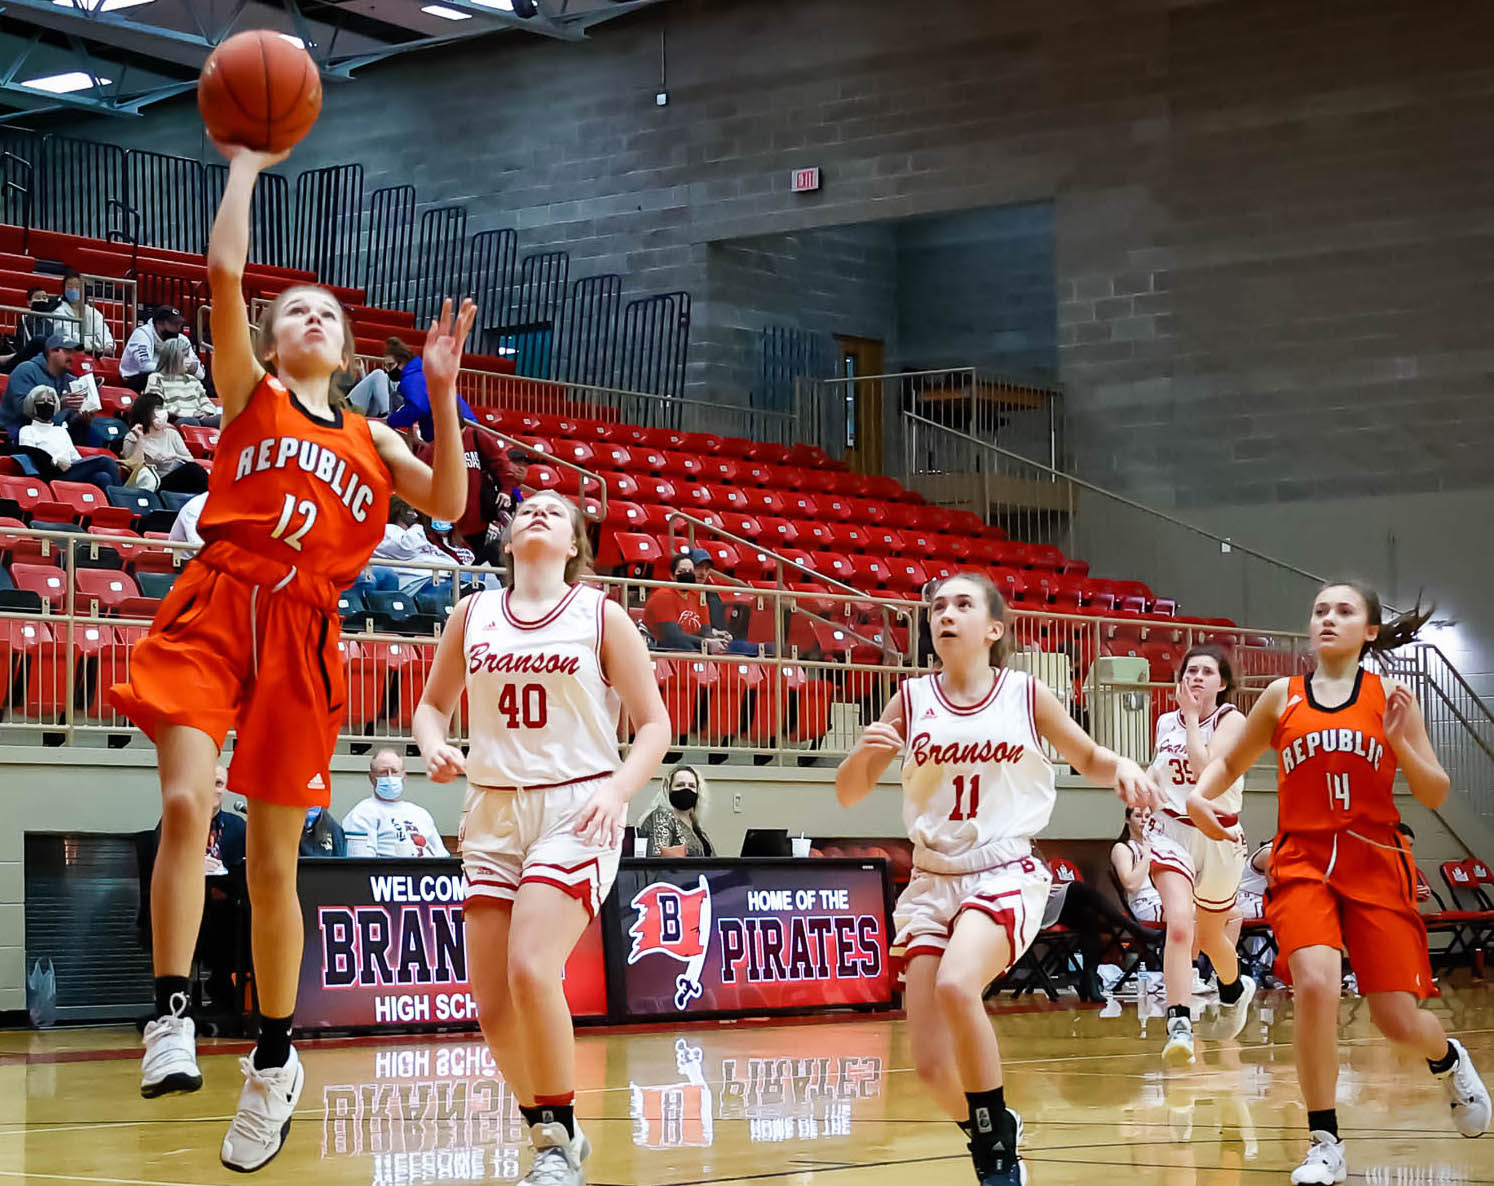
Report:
50,0,1494,651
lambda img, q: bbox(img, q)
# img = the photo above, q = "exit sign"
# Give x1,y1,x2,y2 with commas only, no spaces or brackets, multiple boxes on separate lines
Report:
791,167,821,193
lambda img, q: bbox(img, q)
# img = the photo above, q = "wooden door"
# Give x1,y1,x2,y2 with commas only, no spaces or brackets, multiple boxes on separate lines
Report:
837,336,884,475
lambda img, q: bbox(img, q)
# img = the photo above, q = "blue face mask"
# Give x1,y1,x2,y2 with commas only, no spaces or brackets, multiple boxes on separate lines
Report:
305,807,320,827
374,776,404,801
430,520,452,534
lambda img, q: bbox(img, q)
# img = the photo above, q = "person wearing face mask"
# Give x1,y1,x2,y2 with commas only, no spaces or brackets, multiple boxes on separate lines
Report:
643,553,735,654
20,285,58,345
346,338,413,418
16,386,122,488
343,750,449,858
300,805,347,858
637,764,715,857
2,334,84,440
120,305,204,393
384,334,477,443
369,499,464,595
53,270,115,357
122,392,209,493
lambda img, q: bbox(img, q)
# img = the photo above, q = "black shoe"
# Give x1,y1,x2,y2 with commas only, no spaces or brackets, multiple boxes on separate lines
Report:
969,1110,1025,1185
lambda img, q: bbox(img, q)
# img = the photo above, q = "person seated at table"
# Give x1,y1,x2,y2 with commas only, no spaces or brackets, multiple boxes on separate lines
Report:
301,806,348,858
343,750,448,858
15,386,121,489
149,765,244,1015
637,764,715,857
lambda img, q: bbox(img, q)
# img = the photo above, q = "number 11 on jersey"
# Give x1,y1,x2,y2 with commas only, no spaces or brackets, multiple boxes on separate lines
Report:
950,773,982,821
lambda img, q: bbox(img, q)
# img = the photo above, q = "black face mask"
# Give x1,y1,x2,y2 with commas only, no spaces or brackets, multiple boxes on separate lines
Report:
669,788,698,811
674,571,696,584
34,402,56,420
29,300,49,311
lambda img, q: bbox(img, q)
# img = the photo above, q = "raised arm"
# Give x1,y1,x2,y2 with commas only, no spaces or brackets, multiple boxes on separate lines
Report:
835,687,906,807
206,145,288,425
369,298,475,525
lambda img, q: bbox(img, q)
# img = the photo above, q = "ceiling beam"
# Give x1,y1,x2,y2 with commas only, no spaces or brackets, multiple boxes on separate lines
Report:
397,0,585,40
0,0,215,69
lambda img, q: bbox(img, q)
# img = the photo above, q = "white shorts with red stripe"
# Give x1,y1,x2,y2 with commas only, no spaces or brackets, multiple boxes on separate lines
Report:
1147,812,1246,914
459,775,620,919
890,855,1051,984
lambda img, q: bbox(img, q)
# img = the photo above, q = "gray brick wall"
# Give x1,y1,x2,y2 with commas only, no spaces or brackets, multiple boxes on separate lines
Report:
53,0,1494,509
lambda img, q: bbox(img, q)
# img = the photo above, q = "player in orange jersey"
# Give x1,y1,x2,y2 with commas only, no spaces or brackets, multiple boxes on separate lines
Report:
1188,582,1488,1183
110,142,475,1173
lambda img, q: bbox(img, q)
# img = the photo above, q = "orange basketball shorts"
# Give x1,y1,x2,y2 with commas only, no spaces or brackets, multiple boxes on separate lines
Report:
109,541,345,808
1264,827,1436,998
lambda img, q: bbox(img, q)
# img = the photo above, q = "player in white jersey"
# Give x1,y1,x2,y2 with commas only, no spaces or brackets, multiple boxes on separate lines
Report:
836,572,1153,1186
1143,644,1255,1065
413,490,671,1186
1112,807,1165,923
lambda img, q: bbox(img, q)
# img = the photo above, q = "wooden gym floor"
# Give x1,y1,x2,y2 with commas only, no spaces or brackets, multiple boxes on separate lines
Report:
0,984,1490,1185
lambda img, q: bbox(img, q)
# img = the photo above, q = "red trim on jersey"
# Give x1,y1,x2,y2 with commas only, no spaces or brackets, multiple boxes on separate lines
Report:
954,896,1023,969
929,667,1005,716
500,583,582,631
1195,892,1239,914
1026,670,1039,750
1163,806,1239,830
595,588,611,687
470,770,614,793
463,588,486,654
1149,854,1195,883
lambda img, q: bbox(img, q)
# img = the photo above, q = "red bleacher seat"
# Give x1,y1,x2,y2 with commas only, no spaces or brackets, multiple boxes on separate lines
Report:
11,562,67,609
74,568,139,614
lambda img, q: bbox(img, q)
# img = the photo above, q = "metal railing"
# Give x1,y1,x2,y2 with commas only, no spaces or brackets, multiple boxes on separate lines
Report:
902,411,1327,633
2,525,1319,767
799,367,1063,471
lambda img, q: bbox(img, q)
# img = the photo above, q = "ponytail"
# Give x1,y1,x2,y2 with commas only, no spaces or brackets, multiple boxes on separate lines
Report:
1322,580,1434,658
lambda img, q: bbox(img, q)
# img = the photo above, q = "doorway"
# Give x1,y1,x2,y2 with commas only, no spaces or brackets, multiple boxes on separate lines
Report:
838,335,884,475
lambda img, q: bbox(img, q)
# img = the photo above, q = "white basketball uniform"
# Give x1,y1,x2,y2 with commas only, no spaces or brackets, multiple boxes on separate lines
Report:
1145,705,1247,913
1236,842,1269,919
1122,839,1165,923
460,584,622,917
892,668,1055,979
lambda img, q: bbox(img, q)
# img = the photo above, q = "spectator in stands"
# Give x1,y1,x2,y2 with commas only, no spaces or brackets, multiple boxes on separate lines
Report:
1,335,85,442
416,423,518,564
120,305,204,393
53,270,115,357
637,764,715,857
370,498,463,595
122,392,209,493
21,286,57,345
168,490,209,555
16,386,121,489
385,335,477,442
1111,807,1165,923
1035,849,1162,1003
644,552,736,654
149,765,245,1015
146,338,219,427
301,806,348,858
346,343,410,418
343,750,449,858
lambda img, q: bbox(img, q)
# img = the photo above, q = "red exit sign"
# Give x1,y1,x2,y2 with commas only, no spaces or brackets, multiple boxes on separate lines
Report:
791,166,821,193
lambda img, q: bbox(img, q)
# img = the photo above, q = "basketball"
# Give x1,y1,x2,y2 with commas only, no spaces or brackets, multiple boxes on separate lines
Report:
197,30,321,153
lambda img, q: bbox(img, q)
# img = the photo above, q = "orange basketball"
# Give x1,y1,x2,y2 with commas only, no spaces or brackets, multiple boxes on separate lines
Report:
197,31,322,153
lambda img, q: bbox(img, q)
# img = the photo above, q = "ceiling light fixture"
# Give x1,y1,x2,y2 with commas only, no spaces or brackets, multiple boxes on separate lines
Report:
21,71,113,94
421,4,472,18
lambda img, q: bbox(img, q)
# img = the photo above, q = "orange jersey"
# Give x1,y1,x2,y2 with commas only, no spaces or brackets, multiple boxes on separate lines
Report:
196,373,393,592
1272,670,1399,833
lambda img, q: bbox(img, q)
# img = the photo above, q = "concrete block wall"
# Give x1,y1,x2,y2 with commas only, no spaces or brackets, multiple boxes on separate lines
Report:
53,0,1493,507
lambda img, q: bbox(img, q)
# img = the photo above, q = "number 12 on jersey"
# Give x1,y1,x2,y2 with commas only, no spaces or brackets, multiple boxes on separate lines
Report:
269,494,317,551
950,773,982,821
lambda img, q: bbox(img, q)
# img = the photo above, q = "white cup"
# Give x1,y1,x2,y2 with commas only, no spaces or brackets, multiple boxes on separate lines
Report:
633,836,649,859
791,836,812,859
